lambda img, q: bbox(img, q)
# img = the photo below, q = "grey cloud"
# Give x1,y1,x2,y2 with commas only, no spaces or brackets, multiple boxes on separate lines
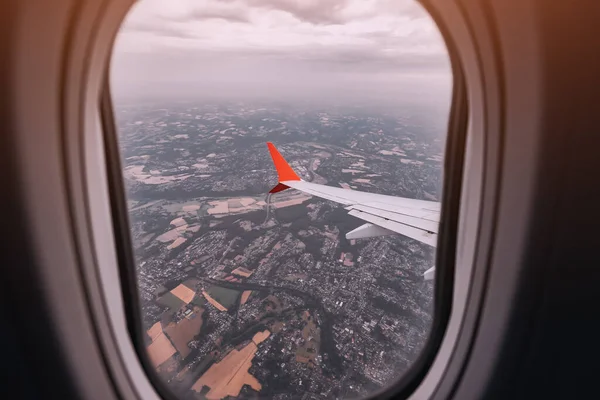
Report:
190,10,250,23
246,0,348,25
123,18,197,38
374,0,429,19
122,3,251,38
125,0,430,31
163,0,348,25
180,5,252,24
111,0,451,108
242,0,428,25
129,1,253,25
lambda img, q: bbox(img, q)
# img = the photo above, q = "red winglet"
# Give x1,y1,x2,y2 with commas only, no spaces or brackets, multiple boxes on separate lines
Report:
267,142,301,182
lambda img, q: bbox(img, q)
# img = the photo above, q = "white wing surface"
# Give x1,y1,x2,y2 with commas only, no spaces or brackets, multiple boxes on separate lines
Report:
267,142,439,280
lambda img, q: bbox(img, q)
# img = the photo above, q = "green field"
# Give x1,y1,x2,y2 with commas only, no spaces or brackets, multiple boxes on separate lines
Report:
205,286,241,309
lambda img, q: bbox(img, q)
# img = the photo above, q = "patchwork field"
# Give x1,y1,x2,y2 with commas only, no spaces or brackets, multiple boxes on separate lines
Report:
192,330,271,399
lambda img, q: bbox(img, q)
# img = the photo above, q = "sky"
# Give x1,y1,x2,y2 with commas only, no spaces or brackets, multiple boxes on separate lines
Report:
111,0,452,108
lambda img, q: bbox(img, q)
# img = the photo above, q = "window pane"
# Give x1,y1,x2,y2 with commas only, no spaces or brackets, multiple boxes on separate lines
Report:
110,0,451,398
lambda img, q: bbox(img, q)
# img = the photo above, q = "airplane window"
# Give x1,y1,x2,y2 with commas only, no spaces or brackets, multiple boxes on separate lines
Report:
109,0,452,398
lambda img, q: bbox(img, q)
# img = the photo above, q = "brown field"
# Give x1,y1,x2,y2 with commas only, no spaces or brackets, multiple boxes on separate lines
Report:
252,330,270,343
240,291,252,305
202,290,228,311
146,322,177,369
170,217,186,227
171,284,195,304
167,237,187,249
155,227,183,243
239,197,256,207
272,197,310,209
147,321,163,341
164,307,204,358
123,165,192,185
188,224,201,233
232,267,253,278
207,200,229,215
182,204,200,212
192,331,271,399
296,312,320,366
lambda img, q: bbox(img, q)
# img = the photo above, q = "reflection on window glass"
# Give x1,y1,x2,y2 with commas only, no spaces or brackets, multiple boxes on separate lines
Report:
110,0,451,398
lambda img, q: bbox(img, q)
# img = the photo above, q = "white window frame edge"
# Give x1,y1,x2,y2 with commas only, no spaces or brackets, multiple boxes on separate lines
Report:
73,0,163,399
410,0,487,397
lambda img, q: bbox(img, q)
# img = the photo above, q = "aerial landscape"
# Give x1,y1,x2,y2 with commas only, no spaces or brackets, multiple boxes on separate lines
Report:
111,0,451,397
115,100,446,399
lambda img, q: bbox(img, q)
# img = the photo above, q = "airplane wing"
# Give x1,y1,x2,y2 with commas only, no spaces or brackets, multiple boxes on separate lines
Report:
267,142,438,280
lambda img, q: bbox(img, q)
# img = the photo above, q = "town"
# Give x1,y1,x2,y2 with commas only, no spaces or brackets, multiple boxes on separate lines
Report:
115,101,444,399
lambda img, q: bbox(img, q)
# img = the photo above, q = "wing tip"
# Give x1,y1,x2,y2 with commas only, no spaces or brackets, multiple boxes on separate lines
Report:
266,142,301,182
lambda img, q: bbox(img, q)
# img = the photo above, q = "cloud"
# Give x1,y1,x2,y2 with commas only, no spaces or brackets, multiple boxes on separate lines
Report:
173,1,253,24
186,8,251,23
124,18,199,39
245,0,349,25
111,0,452,105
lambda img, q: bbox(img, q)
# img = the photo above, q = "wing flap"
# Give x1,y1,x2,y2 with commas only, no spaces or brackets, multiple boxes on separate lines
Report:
423,267,435,281
348,209,438,247
359,202,441,222
346,223,396,239
348,204,439,234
